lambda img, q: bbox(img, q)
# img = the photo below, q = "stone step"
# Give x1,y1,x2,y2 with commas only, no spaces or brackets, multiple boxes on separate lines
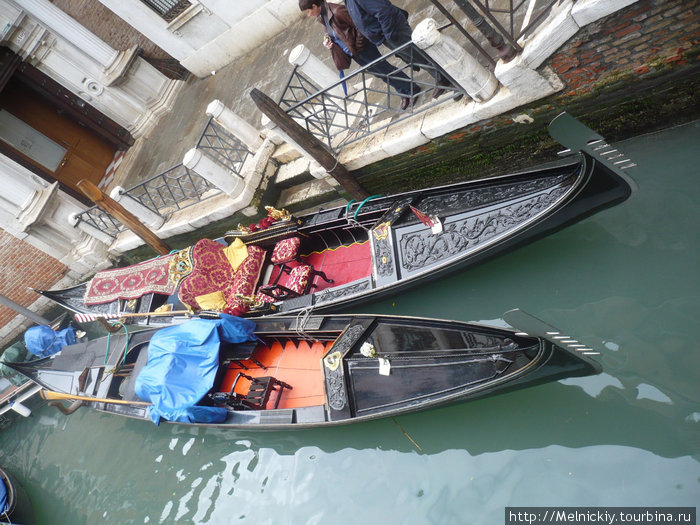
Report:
276,177,340,213
274,156,314,189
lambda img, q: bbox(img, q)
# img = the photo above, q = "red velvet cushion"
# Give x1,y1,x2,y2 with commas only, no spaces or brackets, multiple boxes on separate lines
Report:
178,240,234,310
286,264,312,295
271,236,301,264
179,241,266,314
222,245,266,307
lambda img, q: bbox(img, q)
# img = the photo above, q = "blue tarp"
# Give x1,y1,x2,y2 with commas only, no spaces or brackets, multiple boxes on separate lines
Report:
134,314,257,425
0,474,7,514
24,325,76,358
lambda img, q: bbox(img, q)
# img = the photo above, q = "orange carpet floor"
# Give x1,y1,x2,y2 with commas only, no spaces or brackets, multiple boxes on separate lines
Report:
219,340,333,409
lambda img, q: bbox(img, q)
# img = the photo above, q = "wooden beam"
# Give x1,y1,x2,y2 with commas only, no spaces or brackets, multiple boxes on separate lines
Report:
41,389,151,406
249,88,369,200
0,292,51,325
76,179,171,256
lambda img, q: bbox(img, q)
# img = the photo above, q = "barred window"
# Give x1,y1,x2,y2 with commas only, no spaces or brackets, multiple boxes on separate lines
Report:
140,0,192,23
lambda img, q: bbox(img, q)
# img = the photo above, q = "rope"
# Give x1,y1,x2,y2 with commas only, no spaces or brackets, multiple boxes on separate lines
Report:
353,195,383,219
294,306,316,342
102,322,131,379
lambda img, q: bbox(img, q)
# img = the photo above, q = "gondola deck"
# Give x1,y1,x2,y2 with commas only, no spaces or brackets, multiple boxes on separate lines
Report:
12,311,603,430
35,114,636,324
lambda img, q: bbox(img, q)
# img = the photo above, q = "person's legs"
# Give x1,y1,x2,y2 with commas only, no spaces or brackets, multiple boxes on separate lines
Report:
384,20,448,95
354,44,416,97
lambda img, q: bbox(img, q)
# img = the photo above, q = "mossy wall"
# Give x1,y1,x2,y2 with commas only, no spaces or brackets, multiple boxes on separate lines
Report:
354,0,700,195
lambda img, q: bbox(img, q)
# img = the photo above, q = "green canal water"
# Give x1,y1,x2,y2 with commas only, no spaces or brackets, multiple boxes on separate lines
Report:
1,121,698,524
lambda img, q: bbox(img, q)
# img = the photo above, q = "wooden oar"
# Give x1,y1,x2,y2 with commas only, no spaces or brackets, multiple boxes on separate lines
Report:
41,390,151,406
76,179,171,256
87,310,197,333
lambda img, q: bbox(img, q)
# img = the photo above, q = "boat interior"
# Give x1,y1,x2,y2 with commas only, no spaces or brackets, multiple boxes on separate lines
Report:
262,234,373,294
105,317,542,419
112,325,344,412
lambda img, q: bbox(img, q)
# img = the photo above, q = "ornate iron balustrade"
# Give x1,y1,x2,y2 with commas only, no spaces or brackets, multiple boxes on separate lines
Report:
73,164,220,239
279,42,465,152
196,117,252,174
140,0,191,22
122,163,219,215
483,0,561,40
429,0,560,63
75,206,123,239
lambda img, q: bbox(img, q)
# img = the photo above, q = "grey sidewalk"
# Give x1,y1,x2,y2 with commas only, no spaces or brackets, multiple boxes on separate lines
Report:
112,0,441,193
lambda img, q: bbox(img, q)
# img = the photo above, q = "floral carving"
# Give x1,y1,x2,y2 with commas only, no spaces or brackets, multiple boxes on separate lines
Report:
325,324,367,411
316,279,371,304
400,185,569,271
415,174,573,218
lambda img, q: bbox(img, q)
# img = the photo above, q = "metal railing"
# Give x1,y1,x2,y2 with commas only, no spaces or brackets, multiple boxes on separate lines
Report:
122,163,220,216
196,117,252,174
74,164,221,238
483,0,561,41
75,205,124,239
429,0,560,63
73,117,252,240
279,41,465,153
277,0,562,153
140,0,191,22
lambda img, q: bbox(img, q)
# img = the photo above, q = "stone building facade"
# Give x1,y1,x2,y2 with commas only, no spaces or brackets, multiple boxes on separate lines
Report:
49,0,170,60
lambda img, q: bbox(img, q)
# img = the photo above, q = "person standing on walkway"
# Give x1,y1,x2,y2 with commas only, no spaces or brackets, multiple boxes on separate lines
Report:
299,0,419,110
343,0,449,99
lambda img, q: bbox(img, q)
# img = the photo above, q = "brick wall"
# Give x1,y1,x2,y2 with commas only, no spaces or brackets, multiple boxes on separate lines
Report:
0,230,68,328
548,0,699,96
49,0,171,60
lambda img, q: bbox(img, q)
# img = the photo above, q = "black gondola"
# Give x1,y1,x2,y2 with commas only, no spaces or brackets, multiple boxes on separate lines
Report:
36,113,636,323
10,310,601,430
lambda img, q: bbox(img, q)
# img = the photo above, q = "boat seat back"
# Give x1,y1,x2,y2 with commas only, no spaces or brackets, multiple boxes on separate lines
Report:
219,341,266,371
120,343,150,402
258,264,334,301
230,372,292,410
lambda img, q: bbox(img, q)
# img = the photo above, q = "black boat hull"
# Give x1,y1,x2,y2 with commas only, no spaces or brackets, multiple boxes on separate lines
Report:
35,113,636,323
13,312,601,430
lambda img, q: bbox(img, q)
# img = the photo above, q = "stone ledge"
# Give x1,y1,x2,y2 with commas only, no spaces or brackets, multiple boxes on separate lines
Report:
277,178,338,212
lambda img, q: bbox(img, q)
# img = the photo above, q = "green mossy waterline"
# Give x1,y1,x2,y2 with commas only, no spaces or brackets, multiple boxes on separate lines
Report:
119,63,699,264
355,63,700,196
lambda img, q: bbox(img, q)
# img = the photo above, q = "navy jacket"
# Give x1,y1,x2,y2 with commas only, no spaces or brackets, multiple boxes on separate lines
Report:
344,0,410,46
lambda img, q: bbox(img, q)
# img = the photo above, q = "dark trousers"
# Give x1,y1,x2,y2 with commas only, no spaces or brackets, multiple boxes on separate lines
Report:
383,22,444,83
353,43,417,96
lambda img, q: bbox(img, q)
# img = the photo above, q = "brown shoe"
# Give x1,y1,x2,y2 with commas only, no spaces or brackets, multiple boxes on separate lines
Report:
400,95,418,110
432,79,450,99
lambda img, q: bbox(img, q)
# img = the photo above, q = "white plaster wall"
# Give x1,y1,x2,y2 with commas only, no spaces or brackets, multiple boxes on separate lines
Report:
1,0,181,139
99,0,300,78
0,155,110,275
96,0,195,58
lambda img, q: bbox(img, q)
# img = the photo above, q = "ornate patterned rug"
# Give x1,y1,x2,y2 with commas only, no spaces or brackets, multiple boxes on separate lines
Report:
84,254,176,305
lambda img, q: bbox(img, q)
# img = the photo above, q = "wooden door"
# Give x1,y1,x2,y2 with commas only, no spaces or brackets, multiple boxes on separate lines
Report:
0,79,116,194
